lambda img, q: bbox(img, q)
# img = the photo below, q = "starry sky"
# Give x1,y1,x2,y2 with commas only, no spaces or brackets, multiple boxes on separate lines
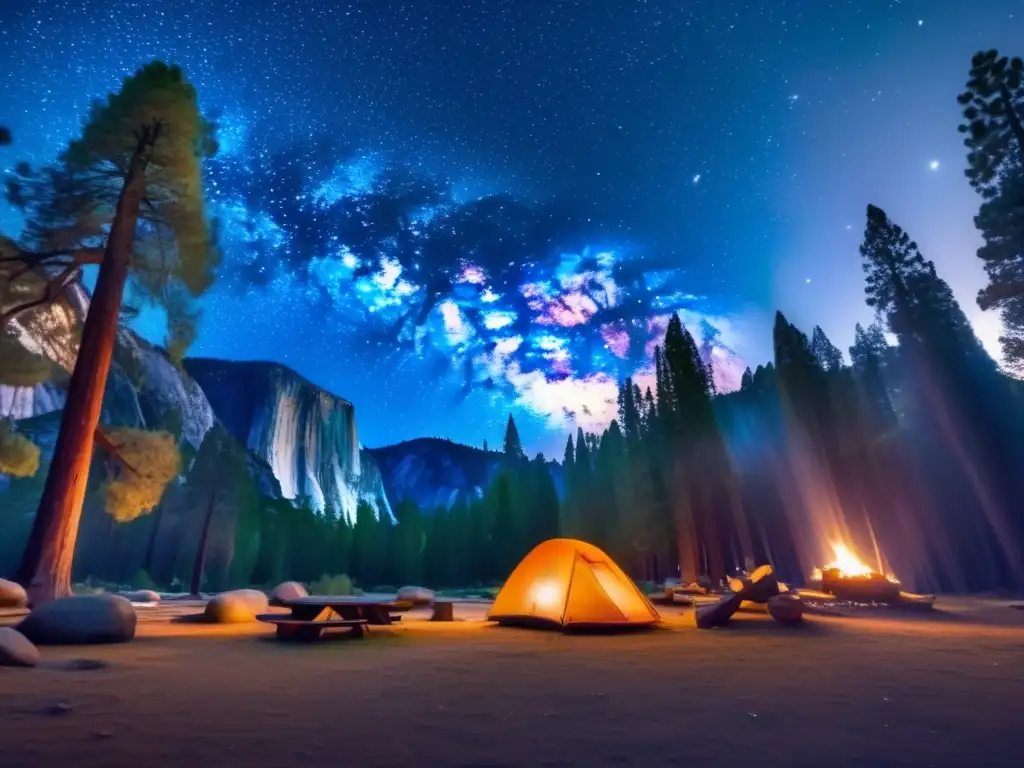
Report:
2,0,1022,456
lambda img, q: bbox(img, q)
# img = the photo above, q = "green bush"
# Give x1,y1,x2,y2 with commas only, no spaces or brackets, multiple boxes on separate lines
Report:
134,569,157,591
308,573,354,596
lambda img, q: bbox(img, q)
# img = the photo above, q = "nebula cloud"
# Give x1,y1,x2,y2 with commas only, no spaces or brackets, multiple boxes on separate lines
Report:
208,144,745,432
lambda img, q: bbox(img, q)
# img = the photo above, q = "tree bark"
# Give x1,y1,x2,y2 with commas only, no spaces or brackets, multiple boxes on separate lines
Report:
142,505,164,575
190,490,217,597
16,125,160,605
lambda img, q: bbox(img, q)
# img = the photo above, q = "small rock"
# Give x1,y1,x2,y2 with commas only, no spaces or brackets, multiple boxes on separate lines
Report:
0,627,39,667
269,581,308,606
397,585,435,606
18,595,136,645
46,702,73,715
0,577,28,609
117,590,161,604
204,589,269,623
767,594,804,624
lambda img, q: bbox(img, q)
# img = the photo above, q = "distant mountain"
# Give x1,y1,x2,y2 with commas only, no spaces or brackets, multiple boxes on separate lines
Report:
184,358,393,524
368,438,506,512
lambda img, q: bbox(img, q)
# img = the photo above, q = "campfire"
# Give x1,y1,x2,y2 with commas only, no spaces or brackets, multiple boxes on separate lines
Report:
810,542,901,603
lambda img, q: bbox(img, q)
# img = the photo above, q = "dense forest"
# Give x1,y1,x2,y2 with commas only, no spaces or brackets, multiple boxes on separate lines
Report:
4,50,1024,599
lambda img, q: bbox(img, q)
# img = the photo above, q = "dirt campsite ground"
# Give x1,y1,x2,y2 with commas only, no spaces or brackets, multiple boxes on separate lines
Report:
1,597,1023,767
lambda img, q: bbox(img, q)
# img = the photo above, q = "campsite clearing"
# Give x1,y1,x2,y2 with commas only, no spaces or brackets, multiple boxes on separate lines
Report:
0,597,1021,767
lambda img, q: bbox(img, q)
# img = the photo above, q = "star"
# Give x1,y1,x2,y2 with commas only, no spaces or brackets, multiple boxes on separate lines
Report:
929,160,940,171
692,174,701,184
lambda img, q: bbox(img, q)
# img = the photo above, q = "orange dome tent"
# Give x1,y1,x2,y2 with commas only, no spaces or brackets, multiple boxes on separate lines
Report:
487,538,661,630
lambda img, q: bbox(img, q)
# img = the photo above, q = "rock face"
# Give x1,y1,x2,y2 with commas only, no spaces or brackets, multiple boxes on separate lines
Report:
269,581,308,606
186,358,394,524
0,578,28,608
368,438,505,512
18,595,137,645
0,291,213,451
0,627,39,667
204,588,270,623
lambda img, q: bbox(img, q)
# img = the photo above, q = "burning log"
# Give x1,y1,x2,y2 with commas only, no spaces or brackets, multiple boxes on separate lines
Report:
727,564,780,604
811,543,902,604
818,569,901,603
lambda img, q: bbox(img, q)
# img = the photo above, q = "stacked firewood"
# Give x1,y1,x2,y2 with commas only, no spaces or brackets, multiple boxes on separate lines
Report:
696,565,803,629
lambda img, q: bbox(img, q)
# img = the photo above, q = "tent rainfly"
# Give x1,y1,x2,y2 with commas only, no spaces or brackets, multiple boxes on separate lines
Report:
487,538,660,630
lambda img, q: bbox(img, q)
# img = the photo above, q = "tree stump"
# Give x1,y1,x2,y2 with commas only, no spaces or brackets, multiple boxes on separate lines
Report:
431,601,454,622
766,594,804,624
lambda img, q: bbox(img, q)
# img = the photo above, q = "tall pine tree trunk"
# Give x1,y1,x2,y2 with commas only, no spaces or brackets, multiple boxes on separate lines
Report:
190,490,217,597
142,505,164,575
16,127,159,604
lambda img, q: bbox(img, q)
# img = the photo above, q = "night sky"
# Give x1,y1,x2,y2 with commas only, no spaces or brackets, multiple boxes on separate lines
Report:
2,0,1022,455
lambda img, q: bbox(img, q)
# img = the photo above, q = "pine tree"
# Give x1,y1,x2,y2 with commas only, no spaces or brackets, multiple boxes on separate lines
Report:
849,322,897,432
740,367,754,391
958,50,1024,370
810,326,844,371
861,204,1024,589
490,472,517,577
502,414,525,462
12,63,219,603
861,205,988,360
660,313,748,582
959,50,1024,194
528,454,560,546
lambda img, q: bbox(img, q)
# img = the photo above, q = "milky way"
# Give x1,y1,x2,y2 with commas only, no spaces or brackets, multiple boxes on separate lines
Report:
2,0,1022,453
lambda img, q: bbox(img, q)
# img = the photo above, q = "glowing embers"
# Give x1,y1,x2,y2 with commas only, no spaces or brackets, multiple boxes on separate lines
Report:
810,542,901,603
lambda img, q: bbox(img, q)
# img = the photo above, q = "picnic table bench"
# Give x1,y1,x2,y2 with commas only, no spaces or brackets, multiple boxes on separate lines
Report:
257,596,408,641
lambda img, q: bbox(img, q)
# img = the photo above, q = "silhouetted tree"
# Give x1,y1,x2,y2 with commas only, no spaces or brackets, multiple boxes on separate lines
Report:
959,50,1024,370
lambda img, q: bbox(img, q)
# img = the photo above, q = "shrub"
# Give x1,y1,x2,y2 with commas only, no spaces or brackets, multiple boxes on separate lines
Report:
308,573,354,596
134,569,157,591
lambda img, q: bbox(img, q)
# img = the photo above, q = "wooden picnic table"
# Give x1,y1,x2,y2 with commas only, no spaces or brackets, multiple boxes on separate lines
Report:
257,596,408,641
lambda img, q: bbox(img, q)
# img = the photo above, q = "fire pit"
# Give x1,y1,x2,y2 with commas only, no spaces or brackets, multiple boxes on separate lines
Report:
810,543,901,604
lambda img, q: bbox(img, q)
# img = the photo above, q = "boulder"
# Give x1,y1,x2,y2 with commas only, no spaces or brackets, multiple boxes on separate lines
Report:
18,595,137,645
118,590,161,604
269,581,308,606
397,586,435,606
0,578,28,609
767,594,804,624
203,589,269,624
0,627,39,667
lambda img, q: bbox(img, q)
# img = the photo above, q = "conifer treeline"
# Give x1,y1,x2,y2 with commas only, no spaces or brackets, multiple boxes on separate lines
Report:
194,205,1024,595
546,204,1024,593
